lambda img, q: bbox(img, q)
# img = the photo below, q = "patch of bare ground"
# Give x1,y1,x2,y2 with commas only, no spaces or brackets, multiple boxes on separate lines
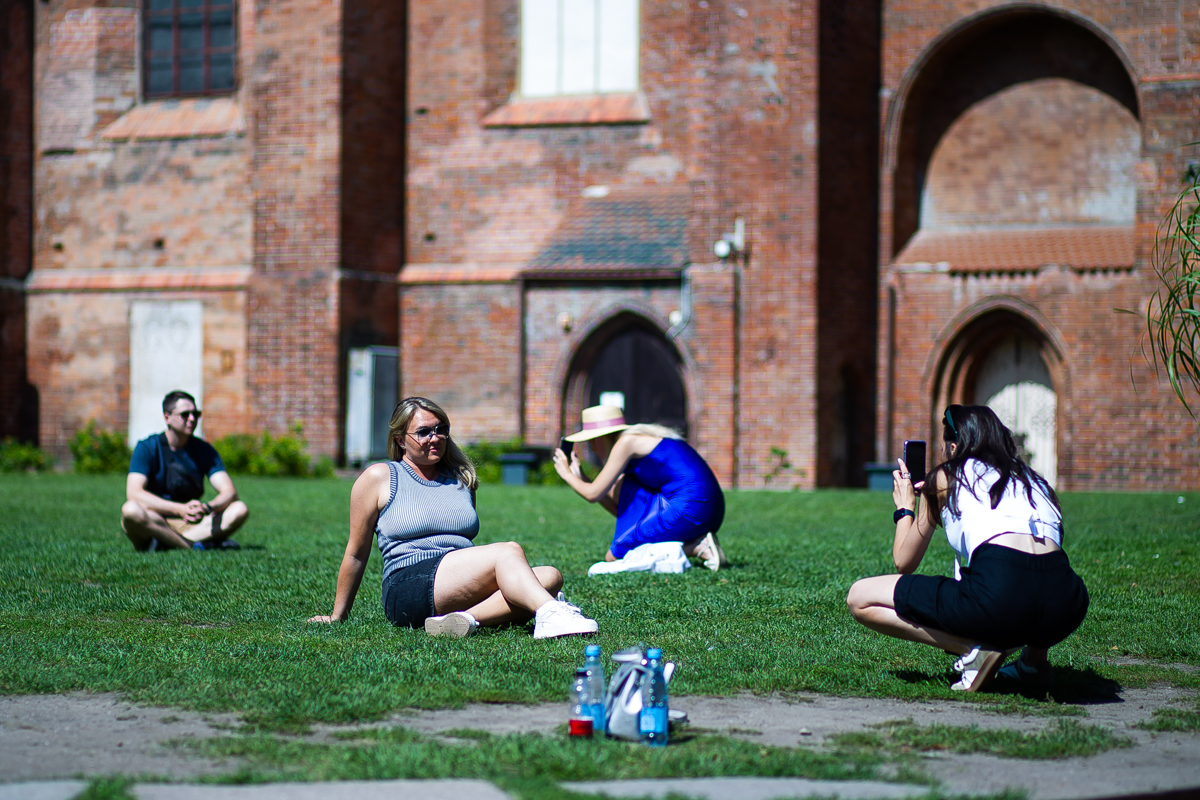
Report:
2,684,1198,799
0,693,243,781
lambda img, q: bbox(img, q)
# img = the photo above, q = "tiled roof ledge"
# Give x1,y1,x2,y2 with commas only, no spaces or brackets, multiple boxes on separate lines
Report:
482,92,650,127
100,97,245,142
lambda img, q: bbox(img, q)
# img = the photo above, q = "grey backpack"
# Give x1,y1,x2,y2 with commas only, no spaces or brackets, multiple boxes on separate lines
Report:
604,647,678,740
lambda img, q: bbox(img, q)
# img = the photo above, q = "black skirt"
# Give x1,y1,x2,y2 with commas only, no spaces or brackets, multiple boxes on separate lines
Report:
894,543,1089,649
381,553,446,627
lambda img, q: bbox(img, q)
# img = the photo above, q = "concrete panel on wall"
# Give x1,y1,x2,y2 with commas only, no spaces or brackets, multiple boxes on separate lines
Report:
129,301,203,444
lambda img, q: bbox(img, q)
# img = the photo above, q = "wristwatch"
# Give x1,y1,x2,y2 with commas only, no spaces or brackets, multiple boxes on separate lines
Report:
893,508,915,524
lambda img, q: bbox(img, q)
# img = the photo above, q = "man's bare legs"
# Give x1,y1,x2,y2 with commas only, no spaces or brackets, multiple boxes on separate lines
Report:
121,500,250,551
433,542,563,626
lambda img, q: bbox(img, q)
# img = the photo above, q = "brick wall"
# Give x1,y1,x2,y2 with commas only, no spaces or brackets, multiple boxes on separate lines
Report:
246,0,343,455
399,281,521,444
0,0,33,441
405,0,827,488
924,79,1140,228
816,0,881,486
27,290,248,456
879,0,1200,489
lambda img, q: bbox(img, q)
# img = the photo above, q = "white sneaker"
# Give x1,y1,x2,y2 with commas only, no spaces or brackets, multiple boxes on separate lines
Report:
951,646,1019,692
695,532,728,572
424,611,478,638
533,600,598,639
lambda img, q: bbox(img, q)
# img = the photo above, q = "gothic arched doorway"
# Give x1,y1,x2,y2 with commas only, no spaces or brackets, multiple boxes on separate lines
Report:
562,314,687,437
932,308,1064,488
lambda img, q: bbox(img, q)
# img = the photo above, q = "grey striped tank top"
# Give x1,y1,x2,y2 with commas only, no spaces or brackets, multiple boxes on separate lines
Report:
376,460,479,580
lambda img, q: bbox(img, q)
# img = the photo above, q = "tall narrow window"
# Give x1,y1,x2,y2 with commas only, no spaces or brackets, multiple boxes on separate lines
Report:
521,0,638,97
144,0,237,98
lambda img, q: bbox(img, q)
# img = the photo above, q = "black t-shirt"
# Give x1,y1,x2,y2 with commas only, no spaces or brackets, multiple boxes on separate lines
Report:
129,433,226,501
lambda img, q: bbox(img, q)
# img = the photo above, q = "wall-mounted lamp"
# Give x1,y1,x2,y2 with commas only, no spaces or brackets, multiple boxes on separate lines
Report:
713,217,746,262
558,312,573,333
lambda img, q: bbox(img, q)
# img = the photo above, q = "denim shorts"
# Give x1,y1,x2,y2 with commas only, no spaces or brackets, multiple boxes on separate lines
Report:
381,553,446,628
894,543,1089,650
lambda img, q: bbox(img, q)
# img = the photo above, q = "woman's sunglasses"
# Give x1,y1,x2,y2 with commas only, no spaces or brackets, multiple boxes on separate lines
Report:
407,424,449,444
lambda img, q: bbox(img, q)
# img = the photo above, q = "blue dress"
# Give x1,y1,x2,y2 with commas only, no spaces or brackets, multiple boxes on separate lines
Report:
610,438,725,559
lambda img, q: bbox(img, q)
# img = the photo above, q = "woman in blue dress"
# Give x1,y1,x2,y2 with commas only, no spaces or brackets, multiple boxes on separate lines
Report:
552,405,728,570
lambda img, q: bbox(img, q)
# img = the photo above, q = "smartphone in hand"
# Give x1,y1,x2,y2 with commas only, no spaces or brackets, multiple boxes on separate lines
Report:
902,440,927,486
560,437,573,456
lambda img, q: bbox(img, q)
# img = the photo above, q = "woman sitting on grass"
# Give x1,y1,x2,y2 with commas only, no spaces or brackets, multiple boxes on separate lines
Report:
552,404,727,570
309,397,597,639
846,405,1088,692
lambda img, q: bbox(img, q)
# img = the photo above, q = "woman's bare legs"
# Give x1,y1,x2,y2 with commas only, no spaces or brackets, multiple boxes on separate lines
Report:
433,542,563,626
846,574,977,655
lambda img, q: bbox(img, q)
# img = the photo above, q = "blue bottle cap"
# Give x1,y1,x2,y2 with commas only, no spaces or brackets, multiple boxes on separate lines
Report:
646,648,663,659
585,644,601,656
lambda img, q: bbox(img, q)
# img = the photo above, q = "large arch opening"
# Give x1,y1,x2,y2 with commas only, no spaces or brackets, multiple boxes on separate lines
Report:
932,309,1065,487
562,312,687,440
891,8,1139,258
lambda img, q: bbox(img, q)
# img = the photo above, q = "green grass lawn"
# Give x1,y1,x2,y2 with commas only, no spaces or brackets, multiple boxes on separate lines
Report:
2,474,1197,732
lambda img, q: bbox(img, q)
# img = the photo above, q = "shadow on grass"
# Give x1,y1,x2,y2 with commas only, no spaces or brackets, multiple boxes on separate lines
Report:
991,666,1124,705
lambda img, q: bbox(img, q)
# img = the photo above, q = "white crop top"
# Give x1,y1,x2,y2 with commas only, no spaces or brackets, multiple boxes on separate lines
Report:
941,459,1062,574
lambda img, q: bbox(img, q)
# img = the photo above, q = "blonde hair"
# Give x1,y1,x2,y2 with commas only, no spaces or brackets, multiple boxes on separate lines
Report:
386,397,478,491
621,423,684,440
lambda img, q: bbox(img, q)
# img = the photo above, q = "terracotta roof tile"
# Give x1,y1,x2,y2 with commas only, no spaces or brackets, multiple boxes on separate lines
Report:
895,226,1135,272
529,186,690,273
482,93,650,127
100,97,245,141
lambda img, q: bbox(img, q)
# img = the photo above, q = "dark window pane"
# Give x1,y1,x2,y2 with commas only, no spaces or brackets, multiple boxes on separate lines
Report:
179,0,203,7
148,59,174,94
179,14,203,51
209,53,234,90
210,12,234,48
149,22,173,53
148,0,173,10
180,54,203,93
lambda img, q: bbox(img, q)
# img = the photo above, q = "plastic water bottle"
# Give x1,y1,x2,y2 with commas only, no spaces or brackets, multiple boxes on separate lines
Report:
639,647,668,747
569,667,593,737
584,644,607,734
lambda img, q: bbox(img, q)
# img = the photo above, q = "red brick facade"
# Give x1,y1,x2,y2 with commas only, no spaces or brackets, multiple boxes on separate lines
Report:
878,1,1200,490
19,0,1200,489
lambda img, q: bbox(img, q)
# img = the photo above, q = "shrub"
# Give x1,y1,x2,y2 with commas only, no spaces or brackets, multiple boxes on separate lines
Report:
0,438,52,472
461,439,564,485
69,420,132,474
213,425,335,478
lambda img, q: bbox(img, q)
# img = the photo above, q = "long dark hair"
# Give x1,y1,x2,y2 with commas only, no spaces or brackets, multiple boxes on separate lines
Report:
920,404,1059,521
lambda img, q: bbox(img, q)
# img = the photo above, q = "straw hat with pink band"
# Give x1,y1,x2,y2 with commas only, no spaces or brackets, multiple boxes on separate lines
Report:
564,405,630,442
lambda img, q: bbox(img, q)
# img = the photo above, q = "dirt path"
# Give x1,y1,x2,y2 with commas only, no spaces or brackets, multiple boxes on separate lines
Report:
2,685,1198,799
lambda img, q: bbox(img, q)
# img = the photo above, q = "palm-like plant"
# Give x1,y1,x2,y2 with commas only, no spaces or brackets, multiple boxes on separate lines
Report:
1146,154,1200,415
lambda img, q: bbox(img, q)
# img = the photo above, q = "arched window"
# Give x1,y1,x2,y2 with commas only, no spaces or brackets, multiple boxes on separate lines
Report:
144,0,237,98
520,0,639,97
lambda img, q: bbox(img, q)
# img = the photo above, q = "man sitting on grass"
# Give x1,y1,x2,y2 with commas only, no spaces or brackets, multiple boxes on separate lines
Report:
120,390,249,551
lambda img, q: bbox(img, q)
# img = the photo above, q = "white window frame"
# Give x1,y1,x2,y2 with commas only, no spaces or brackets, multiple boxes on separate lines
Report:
520,0,640,98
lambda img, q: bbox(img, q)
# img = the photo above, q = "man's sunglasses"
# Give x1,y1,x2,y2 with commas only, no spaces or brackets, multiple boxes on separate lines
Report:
176,410,202,420
407,424,449,443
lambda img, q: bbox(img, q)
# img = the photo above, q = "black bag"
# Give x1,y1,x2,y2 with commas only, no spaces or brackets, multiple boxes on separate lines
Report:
159,433,204,502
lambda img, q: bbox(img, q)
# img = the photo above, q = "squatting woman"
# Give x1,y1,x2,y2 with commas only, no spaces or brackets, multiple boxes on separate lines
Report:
553,404,728,569
846,405,1088,692
310,397,597,639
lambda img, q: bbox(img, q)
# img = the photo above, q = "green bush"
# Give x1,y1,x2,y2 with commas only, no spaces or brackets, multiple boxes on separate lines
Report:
213,425,335,478
0,438,52,472
461,439,565,485
69,420,132,474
